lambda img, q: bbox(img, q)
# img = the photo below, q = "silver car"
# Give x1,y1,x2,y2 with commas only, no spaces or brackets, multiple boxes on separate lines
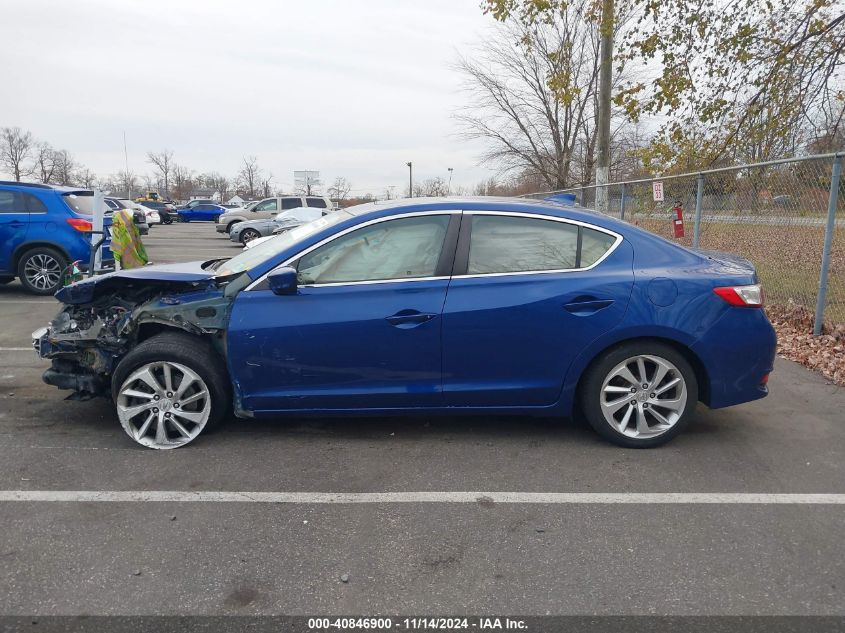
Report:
228,207,325,244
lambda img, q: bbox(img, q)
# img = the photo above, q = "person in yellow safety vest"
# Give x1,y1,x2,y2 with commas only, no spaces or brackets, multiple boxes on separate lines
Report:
110,208,149,269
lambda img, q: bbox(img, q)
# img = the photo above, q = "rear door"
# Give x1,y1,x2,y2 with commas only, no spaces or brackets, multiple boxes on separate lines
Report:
441,211,634,407
0,189,28,273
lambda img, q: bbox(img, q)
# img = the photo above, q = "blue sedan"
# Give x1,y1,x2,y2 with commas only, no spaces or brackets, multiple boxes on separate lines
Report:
177,203,227,222
34,197,776,449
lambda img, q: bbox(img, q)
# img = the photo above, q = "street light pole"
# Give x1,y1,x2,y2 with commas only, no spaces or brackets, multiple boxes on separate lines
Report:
447,167,453,194
406,162,413,197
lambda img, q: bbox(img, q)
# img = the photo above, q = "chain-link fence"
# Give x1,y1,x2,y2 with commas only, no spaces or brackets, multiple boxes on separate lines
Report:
524,154,845,335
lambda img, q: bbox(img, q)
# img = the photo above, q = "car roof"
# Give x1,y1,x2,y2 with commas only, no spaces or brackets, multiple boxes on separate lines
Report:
0,181,91,193
342,195,625,232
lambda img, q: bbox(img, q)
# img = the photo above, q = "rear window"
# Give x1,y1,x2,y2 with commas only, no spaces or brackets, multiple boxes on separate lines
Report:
305,197,327,208
62,192,95,214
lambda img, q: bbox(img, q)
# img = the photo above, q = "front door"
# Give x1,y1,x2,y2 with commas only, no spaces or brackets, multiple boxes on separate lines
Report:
442,212,634,407
228,212,459,412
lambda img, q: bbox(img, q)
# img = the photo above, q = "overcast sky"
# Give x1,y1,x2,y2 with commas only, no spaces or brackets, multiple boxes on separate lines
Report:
1,0,498,195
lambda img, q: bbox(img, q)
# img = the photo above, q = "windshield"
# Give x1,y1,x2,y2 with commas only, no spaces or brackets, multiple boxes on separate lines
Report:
216,210,353,276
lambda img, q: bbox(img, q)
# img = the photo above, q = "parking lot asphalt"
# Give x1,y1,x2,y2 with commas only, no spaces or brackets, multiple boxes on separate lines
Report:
0,222,844,616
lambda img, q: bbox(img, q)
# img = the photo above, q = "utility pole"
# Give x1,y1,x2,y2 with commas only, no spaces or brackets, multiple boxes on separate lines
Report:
447,167,454,194
595,0,614,214
406,162,413,197
123,131,131,199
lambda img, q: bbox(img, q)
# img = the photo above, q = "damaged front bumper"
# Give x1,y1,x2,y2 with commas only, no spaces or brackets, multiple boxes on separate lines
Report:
32,312,127,400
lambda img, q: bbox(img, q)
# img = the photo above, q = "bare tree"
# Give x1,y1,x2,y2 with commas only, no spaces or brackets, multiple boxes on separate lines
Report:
0,127,35,181
34,142,57,183
146,149,174,197
206,172,231,202
115,170,139,198
260,173,274,199
171,163,194,201
455,4,630,190
77,168,98,189
53,149,77,186
328,177,352,201
238,156,261,198
420,177,449,197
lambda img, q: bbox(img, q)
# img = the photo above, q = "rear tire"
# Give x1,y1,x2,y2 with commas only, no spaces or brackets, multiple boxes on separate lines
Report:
239,228,261,245
112,332,231,449
579,341,698,448
17,247,68,295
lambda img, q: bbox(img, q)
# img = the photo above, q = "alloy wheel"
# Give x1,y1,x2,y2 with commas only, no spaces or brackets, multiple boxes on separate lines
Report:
240,229,260,244
116,361,211,449
23,253,62,292
599,354,688,439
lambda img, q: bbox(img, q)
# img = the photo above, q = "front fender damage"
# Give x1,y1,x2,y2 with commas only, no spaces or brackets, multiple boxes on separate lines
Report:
37,279,239,400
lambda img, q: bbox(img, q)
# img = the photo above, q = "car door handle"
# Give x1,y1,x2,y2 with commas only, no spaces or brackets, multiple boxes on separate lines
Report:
385,310,437,328
563,298,614,315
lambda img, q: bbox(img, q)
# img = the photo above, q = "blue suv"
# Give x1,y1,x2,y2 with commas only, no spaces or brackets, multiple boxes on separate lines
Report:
0,181,113,295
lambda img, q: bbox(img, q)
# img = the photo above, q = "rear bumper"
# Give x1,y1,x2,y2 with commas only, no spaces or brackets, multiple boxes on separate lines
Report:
690,308,777,409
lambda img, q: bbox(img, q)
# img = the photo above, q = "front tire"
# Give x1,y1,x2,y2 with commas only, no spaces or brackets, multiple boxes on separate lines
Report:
580,341,698,448
17,247,67,295
112,332,231,449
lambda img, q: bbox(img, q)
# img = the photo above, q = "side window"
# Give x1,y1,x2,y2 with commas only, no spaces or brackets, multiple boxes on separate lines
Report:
467,215,580,274
255,199,278,212
281,198,301,210
297,215,451,285
580,226,616,267
0,190,23,214
305,197,327,208
24,193,48,213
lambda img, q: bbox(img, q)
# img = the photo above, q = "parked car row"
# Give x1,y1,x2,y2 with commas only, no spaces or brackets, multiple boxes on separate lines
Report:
215,195,334,235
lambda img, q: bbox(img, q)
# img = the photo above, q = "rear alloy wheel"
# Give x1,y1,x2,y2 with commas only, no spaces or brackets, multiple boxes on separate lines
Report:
581,342,697,448
112,332,230,449
17,247,67,295
239,228,261,245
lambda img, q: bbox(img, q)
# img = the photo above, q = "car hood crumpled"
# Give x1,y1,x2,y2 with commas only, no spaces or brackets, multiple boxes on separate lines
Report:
55,260,220,304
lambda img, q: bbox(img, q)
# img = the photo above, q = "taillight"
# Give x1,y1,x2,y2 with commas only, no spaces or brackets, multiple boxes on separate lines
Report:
66,218,93,232
713,284,764,307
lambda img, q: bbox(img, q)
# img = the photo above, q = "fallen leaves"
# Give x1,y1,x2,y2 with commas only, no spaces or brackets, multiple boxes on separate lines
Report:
768,302,845,386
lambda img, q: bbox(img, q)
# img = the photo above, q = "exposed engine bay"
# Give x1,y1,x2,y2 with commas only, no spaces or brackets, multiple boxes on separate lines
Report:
33,269,247,400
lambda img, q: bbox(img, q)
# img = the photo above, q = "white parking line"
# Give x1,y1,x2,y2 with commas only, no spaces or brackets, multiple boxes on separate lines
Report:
1,491,844,504
0,348,34,352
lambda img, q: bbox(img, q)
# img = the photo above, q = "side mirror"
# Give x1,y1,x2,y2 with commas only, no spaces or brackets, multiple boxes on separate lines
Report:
267,266,298,296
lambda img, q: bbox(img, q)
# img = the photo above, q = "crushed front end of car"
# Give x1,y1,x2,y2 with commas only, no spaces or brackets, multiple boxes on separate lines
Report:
32,261,247,400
